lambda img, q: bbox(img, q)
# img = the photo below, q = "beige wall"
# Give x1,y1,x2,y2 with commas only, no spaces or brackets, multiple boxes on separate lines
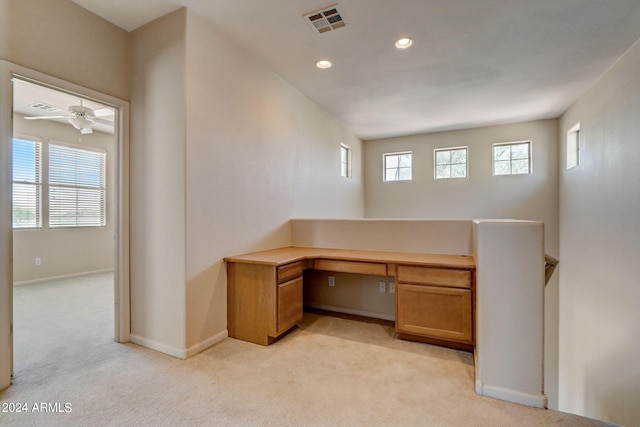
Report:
558,38,640,426
183,10,364,351
129,9,187,356
12,114,114,283
363,119,559,229
0,0,129,101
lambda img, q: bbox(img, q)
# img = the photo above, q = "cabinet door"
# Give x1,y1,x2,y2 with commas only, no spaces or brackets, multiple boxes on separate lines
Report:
397,283,472,343
277,277,303,335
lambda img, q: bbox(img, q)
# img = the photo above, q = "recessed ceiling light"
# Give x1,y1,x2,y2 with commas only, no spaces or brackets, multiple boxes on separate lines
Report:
316,59,332,69
395,37,413,50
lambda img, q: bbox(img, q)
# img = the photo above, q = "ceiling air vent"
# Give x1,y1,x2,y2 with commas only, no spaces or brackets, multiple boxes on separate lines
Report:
28,102,61,113
304,5,346,34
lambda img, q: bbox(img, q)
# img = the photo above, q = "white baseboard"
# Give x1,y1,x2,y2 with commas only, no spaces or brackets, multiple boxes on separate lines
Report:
476,381,548,408
130,330,229,360
129,334,188,360
13,268,114,286
186,330,228,358
306,303,395,321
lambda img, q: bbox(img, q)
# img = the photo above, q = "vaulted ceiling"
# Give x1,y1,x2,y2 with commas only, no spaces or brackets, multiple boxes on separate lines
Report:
73,0,640,140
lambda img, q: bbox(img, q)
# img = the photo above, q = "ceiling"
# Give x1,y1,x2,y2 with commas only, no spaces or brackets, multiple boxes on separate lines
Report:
13,79,115,135
72,0,640,140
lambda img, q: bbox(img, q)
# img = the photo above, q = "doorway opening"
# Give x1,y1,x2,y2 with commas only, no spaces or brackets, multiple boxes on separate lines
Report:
12,78,116,376
0,62,130,389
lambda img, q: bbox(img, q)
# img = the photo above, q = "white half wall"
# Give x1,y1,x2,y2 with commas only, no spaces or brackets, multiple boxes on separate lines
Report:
473,219,546,408
291,218,473,255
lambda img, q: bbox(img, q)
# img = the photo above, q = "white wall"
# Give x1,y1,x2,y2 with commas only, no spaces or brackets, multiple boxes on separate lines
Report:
558,38,640,426
183,10,364,351
363,120,560,408
12,114,114,283
129,9,187,356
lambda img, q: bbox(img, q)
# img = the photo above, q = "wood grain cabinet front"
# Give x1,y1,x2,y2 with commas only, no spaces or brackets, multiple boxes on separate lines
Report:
277,277,303,335
227,261,304,345
396,265,474,350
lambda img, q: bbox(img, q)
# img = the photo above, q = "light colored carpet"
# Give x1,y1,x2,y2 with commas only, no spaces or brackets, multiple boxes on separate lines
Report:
2,272,612,426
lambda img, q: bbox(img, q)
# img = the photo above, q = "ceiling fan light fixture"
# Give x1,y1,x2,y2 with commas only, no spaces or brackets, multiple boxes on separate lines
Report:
68,117,93,134
395,37,413,50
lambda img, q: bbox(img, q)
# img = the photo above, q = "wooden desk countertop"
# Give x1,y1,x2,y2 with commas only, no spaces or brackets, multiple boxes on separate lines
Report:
224,246,475,270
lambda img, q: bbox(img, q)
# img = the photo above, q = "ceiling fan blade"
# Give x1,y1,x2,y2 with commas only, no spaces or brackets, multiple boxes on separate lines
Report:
91,117,114,126
24,115,72,120
93,108,114,118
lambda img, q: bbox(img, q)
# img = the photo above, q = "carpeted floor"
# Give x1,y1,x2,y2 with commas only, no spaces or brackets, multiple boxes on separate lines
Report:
1,272,612,426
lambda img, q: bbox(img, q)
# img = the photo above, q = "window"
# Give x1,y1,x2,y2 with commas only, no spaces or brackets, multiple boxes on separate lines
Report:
434,147,468,179
12,137,42,229
384,152,412,181
340,143,351,178
49,143,106,227
567,123,580,169
493,141,531,176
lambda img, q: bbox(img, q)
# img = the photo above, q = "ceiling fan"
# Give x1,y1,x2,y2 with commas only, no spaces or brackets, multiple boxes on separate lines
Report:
24,101,113,134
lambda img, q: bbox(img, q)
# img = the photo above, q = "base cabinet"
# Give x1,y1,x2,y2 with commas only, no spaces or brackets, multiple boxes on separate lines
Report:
396,266,474,348
277,277,303,335
227,261,304,345
226,250,475,349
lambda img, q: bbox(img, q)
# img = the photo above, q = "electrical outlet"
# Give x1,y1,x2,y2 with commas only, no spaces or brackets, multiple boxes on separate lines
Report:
328,276,335,287
388,282,396,294
35,258,41,266
379,281,386,293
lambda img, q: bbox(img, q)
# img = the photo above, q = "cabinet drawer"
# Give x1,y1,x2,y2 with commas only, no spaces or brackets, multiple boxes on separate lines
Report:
277,261,304,284
397,266,471,288
314,259,387,276
397,283,472,343
277,277,303,335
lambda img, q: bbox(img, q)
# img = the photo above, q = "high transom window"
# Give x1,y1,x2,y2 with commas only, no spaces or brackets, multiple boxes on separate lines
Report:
434,147,468,180
493,141,532,176
384,152,412,182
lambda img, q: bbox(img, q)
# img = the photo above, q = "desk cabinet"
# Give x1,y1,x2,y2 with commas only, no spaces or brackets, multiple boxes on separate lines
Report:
396,266,474,349
227,261,304,345
276,263,304,335
226,247,476,349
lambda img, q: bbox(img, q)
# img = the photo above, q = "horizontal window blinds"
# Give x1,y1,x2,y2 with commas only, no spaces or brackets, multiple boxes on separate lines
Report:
49,143,106,227
12,138,42,228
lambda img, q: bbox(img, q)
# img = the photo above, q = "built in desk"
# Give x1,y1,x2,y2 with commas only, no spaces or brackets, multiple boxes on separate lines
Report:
225,246,476,350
